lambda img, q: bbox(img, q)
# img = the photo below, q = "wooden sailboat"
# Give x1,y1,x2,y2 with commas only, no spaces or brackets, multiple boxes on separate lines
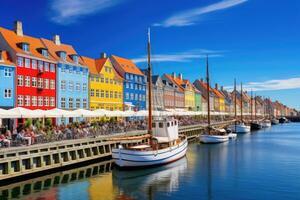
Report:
250,93,262,130
199,56,229,143
112,29,188,168
261,97,272,128
229,82,251,133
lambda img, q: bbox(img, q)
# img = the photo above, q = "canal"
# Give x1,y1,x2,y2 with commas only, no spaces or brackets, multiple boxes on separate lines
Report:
1,123,300,200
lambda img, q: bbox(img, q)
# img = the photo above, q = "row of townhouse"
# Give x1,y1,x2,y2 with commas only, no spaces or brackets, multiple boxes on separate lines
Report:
0,21,146,124
0,21,296,121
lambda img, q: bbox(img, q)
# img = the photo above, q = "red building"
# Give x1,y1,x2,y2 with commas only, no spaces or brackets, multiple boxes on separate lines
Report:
0,21,57,110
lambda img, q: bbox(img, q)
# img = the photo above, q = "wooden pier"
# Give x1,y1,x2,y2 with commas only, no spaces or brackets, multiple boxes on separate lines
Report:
0,121,233,181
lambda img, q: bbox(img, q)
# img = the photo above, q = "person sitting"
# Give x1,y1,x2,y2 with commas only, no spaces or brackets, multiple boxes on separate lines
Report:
0,133,11,147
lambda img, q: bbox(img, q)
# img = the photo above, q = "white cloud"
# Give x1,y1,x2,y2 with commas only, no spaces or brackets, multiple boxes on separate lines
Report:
50,0,123,25
225,77,300,92
132,49,223,63
154,0,248,27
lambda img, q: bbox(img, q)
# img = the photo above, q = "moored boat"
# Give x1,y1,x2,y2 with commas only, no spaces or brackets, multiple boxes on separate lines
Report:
271,118,279,125
261,120,271,128
251,121,262,130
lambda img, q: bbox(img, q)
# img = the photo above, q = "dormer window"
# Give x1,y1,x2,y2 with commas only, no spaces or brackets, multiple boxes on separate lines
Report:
57,51,66,61
71,55,78,64
17,42,30,52
42,49,48,57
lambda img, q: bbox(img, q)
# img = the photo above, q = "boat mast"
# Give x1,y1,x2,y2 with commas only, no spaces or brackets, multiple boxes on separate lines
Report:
234,79,237,121
254,94,257,119
147,28,153,134
240,83,243,122
250,90,253,121
206,55,211,134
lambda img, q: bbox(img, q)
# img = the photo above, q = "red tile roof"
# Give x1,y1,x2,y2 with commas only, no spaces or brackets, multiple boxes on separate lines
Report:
0,51,14,66
0,27,56,62
111,55,144,76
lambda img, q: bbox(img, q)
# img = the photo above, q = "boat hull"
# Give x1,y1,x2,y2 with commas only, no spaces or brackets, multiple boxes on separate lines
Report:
251,122,262,130
229,124,251,133
112,138,188,168
261,122,271,128
199,135,229,143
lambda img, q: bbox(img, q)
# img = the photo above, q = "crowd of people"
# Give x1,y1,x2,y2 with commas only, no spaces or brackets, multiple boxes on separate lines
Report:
0,116,230,148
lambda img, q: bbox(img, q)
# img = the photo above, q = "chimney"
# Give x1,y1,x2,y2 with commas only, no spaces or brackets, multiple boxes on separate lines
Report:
53,35,61,45
215,83,218,90
14,21,23,36
100,52,107,58
178,73,183,80
172,72,176,78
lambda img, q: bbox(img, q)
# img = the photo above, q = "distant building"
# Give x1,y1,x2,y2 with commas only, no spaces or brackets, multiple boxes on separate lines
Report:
193,79,215,112
111,55,146,111
194,88,202,111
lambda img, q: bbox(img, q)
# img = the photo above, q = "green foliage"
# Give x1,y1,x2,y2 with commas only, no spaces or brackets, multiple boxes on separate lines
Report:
24,118,32,128
45,118,52,127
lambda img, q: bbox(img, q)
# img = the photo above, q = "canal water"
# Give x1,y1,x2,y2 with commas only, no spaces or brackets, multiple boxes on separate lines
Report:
1,123,300,200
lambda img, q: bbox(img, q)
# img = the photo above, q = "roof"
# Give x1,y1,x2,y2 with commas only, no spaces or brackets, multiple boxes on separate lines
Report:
41,38,85,65
194,79,215,96
212,88,225,98
111,55,144,76
0,51,14,66
0,27,56,61
164,74,184,92
81,56,123,79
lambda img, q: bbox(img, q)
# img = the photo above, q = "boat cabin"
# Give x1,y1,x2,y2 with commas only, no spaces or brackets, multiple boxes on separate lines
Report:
151,118,179,143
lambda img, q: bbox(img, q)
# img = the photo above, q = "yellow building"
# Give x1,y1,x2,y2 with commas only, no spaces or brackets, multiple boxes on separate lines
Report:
82,55,123,111
212,85,225,112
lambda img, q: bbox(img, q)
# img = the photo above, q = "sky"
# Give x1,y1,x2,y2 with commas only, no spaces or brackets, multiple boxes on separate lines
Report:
0,0,299,109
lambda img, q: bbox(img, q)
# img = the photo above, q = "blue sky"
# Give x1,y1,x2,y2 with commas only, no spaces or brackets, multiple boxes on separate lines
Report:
1,0,300,109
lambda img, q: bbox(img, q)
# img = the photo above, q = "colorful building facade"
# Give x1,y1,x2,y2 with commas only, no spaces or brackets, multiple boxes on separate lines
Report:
0,50,15,109
194,88,202,111
41,36,88,123
111,55,146,111
0,22,57,111
82,55,123,111
193,79,215,111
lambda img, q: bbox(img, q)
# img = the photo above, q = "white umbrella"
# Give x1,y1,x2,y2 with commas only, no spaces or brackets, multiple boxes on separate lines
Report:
9,107,43,118
44,108,74,118
71,109,98,118
123,110,136,117
135,110,148,117
0,108,20,119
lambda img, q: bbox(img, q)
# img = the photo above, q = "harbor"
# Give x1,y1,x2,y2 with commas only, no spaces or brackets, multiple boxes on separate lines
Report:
1,123,300,200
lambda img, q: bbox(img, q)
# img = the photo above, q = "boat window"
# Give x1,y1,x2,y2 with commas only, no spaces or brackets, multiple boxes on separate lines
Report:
152,123,156,128
175,121,177,125
171,121,174,126
159,123,163,128
167,122,170,127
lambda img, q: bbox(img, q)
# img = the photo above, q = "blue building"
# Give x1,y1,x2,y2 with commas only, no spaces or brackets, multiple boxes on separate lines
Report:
0,50,15,109
41,36,89,124
111,55,146,111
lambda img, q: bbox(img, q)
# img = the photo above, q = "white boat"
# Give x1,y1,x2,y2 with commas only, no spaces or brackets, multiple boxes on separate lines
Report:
112,29,187,168
200,134,229,143
112,118,188,167
228,133,237,139
228,123,251,133
261,120,271,128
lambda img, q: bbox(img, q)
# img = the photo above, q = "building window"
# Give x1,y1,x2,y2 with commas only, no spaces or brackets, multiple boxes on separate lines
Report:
83,83,87,91
110,79,113,84
17,95,23,106
50,80,55,89
119,92,122,99
73,55,79,64
38,97,43,106
32,60,37,69
105,91,109,98
38,61,43,72
130,83,134,89
101,90,104,98
130,74,133,80
44,62,49,71
44,97,49,106
25,96,30,106
32,96,37,106
42,49,48,57
125,92,129,99
25,58,30,68
69,98,73,109
96,90,99,97
61,66,65,72
22,43,29,52
17,57,23,67
135,84,138,90
32,77,37,87
100,77,104,83
69,67,73,74
76,98,80,108
130,93,134,100
25,76,30,87
139,94,142,101
61,98,66,109
105,78,108,83
17,75,23,86
50,64,55,72
142,95,146,101
50,97,55,107
60,52,67,61
44,79,49,89
4,89,12,98
61,80,66,90
114,91,118,99
135,94,138,100
125,73,129,80
69,81,74,91
83,99,87,109
76,82,80,91
110,91,113,98
91,89,94,97
4,68,12,77
38,78,43,88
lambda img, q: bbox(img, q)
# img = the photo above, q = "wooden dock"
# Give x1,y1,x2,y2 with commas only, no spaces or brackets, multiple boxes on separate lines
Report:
0,121,234,181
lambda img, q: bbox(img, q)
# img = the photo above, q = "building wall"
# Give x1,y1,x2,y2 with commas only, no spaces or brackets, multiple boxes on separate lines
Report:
184,90,195,110
123,72,146,111
89,61,123,111
16,56,56,110
56,63,88,124
0,64,15,108
194,93,202,111
219,98,225,112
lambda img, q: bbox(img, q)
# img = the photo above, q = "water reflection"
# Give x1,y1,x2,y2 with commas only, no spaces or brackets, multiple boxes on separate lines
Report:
112,157,188,200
